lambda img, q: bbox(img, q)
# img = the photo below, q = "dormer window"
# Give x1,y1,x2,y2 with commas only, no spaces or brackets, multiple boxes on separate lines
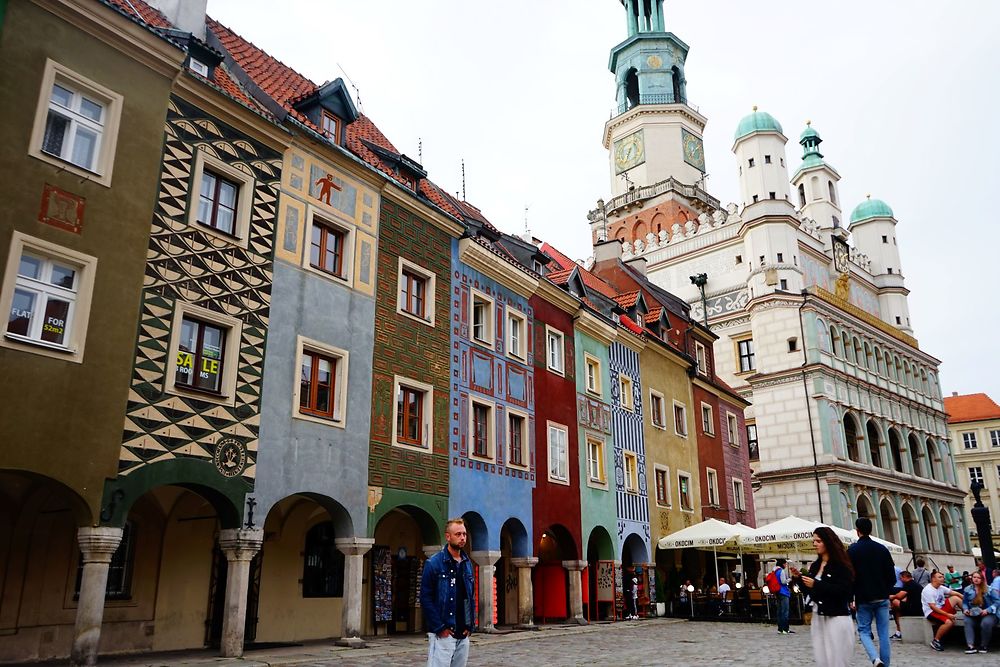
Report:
188,58,209,77
321,111,341,143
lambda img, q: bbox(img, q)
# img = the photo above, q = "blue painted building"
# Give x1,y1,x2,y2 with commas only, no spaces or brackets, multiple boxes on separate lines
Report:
608,334,651,571
449,234,538,629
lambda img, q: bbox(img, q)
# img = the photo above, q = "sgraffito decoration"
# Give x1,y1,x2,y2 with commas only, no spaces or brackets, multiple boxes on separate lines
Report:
118,96,281,480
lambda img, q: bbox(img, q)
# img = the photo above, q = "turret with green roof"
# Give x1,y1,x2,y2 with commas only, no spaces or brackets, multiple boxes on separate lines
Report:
733,106,783,142
850,195,895,224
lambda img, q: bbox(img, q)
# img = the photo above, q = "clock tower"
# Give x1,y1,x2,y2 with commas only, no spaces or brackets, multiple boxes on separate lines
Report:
604,0,707,197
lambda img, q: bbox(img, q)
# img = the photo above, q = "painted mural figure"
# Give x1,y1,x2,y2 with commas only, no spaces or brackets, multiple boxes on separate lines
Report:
315,172,341,205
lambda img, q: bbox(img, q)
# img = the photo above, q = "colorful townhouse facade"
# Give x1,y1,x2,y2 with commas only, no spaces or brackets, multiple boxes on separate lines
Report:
0,0,185,663
0,2,766,665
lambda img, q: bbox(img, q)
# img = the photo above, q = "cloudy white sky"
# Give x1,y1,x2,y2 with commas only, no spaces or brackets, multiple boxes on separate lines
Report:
209,0,1000,401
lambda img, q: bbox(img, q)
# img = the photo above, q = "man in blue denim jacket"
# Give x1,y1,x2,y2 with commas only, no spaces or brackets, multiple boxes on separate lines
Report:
420,518,476,667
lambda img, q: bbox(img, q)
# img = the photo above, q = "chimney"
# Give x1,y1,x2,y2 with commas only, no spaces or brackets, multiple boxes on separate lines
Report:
952,391,958,397
146,0,207,40
625,255,647,276
593,238,623,263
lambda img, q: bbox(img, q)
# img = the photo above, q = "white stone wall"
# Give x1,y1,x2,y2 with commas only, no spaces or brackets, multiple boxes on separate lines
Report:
734,132,791,206
607,112,706,196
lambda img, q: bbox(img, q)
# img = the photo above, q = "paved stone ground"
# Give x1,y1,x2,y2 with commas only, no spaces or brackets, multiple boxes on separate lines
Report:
86,619,992,667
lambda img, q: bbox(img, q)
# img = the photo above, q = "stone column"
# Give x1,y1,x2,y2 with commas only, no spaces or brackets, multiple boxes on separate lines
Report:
71,527,123,667
471,550,501,632
218,528,263,658
335,537,374,648
562,560,588,625
510,557,538,629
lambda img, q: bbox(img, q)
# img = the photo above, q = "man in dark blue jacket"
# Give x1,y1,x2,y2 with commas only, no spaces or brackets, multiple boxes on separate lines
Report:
848,517,897,667
420,518,476,667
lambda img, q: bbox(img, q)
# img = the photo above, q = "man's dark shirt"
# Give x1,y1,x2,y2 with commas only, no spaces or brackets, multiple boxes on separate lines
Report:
847,536,896,602
898,580,924,616
447,555,468,635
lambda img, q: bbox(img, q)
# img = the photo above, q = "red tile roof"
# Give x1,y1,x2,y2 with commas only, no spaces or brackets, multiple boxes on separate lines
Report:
207,18,463,219
546,268,573,285
644,307,663,323
577,266,618,300
944,393,1000,424
105,0,172,28
539,242,579,271
619,314,643,335
615,290,641,310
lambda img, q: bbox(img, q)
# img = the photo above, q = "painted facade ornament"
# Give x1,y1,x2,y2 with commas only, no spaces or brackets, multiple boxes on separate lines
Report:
314,172,341,205
214,438,247,478
38,183,85,234
835,272,851,301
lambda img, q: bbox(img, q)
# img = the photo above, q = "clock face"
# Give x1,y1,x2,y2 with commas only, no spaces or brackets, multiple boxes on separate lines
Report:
613,130,645,174
681,129,705,172
833,238,850,273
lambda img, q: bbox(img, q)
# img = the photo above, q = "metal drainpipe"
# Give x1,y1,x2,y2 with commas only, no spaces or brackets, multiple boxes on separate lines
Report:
798,295,824,523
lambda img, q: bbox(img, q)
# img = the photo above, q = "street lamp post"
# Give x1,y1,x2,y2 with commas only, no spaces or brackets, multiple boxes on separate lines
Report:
970,481,997,575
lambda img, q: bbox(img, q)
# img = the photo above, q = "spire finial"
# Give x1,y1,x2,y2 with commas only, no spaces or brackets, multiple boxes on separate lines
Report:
806,119,811,126
752,105,758,112
866,193,871,200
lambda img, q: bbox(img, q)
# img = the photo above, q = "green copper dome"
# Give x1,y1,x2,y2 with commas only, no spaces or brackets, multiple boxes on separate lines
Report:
734,108,783,141
799,124,820,142
850,197,894,223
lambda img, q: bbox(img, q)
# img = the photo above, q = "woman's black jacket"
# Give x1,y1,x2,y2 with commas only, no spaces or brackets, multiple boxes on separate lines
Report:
805,559,854,617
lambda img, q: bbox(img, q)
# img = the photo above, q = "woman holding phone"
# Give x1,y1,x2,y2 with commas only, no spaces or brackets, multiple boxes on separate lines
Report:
790,527,856,666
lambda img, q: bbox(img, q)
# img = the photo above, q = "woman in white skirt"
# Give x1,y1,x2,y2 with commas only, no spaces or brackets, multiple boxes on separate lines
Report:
791,527,856,667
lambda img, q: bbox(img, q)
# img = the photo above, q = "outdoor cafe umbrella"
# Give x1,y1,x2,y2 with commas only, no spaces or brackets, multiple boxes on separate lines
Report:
737,515,850,554
658,518,755,585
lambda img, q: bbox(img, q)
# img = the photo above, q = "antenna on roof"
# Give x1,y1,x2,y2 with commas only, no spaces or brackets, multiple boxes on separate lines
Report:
418,138,423,165
337,63,363,113
461,159,466,201
524,204,531,234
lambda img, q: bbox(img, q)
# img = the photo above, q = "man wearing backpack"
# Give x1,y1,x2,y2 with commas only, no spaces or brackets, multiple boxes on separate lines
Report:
770,559,793,634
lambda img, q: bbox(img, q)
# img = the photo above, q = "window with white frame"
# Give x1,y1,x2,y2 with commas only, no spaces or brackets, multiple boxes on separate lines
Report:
396,258,435,326
31,60,123,185
164,303,243,405
188,149,256,245
294,337,349,426
678,471,694,511
695,341,708,376
586,437,606,484
733,478,746,512
547,423,569,483
507,307,527,360
507,409,528,468
546,326,565,375
992,430,1000,448
654,466,670,506
736,338,755,372
619,374,634,410
673,401,688,437
392,376,433,450
623,451,639,493
701,403,715,436
3,237,96,360
727,413,740,447
962,432,978,450
585,354,601,395
469,399,495,461
470,290,494,346
706,468,720,506
969,466,984,485
649,390,666,429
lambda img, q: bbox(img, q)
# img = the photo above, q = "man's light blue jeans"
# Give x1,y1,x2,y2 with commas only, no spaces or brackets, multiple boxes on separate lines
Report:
427,632,469,667
856,599,891,666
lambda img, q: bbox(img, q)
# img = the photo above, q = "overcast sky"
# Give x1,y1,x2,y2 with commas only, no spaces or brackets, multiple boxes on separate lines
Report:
209,0,1000,401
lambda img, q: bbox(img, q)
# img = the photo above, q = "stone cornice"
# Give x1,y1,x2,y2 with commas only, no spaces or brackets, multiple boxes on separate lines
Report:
693,375,751,408
755,463,968,502
34,0,185,79
459,238,537,299
603,104,708,148
574,309,617,346
807,288,923,352
642,336,692,369
615,326,645,354
536,279,580,314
